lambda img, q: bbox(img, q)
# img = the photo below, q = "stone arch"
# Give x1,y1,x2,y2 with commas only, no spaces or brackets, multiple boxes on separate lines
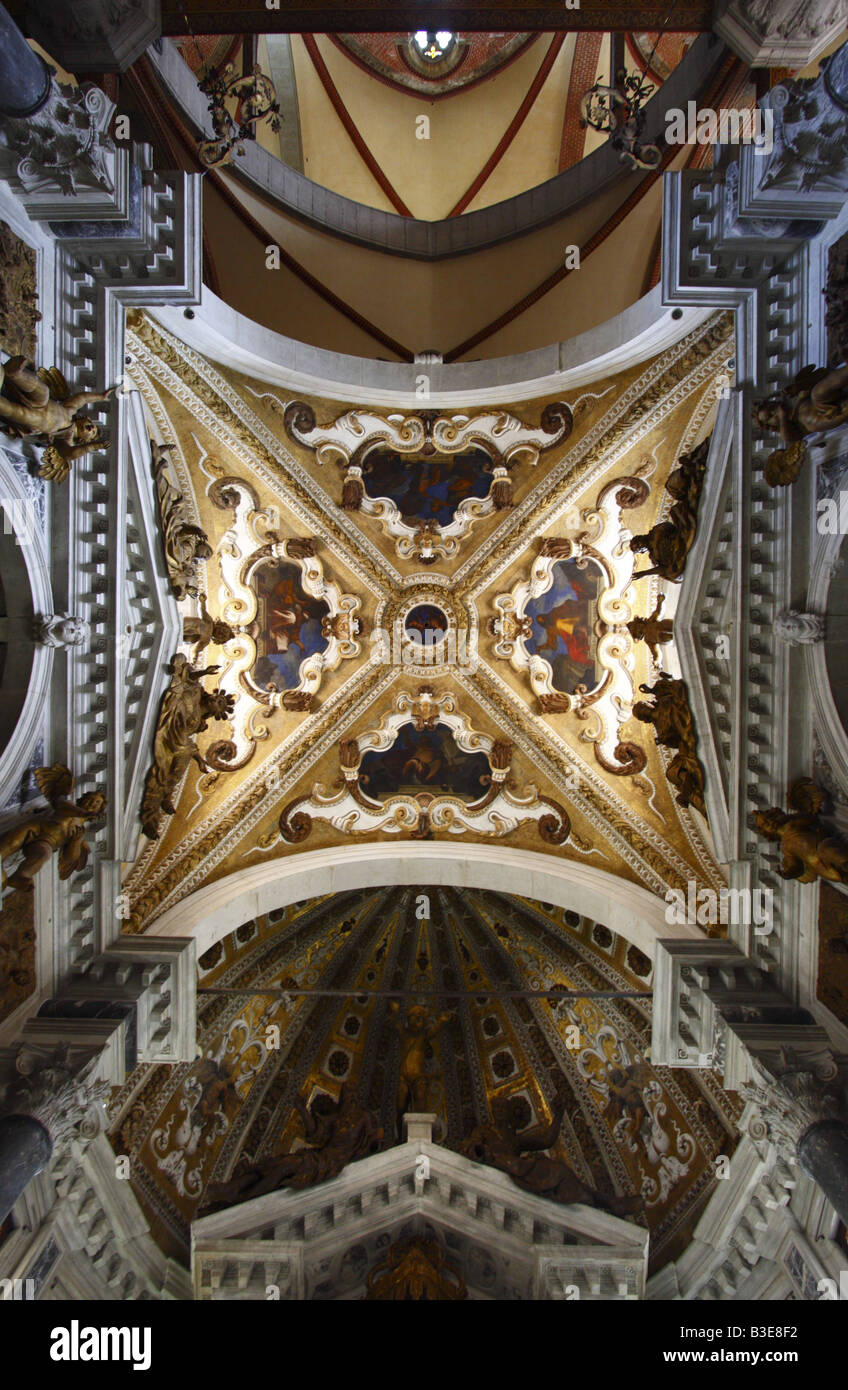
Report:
144,842,699,959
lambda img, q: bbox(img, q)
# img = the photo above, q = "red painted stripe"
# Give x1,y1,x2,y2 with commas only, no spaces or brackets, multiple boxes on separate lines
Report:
301,33,413,217
444,53,741,361
448,33,566,218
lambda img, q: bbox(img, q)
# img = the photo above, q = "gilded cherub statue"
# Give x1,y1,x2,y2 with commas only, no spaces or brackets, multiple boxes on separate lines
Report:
141,654,235,839
0,764,106,893
201,1085,382,1212
754,363,848,487
151,441,214,599
0,356,115,481
756,778,848,885
627,593,674,662
460,1091,643,1218
632,672,707,815
390,1002,453,1137
182,596,236,656
630,438,709,582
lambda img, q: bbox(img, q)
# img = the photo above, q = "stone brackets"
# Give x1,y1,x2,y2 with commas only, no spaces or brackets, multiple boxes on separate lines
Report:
193,1135,648,1301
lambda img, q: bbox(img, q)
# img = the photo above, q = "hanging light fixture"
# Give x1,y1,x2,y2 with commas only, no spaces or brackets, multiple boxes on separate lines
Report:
580,4,679,173
195,60,281,169
579,66,661,172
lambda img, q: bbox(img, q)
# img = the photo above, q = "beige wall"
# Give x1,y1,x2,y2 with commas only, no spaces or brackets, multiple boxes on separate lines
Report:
208,142,690,360
290,33,579,219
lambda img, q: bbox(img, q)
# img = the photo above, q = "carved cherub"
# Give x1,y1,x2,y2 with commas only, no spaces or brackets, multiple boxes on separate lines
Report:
390,1002,453,1135
756,778,848,885
754,363,848,487
141,654,235,839
0,764,106,893
182,596,236,656
0,356,114,481
627,593,674,662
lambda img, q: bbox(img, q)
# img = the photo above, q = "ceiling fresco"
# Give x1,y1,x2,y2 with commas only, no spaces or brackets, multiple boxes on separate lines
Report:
107,888,740,1269
121,306,734,934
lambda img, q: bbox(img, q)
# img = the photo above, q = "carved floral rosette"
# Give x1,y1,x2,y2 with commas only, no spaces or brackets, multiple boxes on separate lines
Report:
491,475,648,776
283,402,573,563
277,687,570,845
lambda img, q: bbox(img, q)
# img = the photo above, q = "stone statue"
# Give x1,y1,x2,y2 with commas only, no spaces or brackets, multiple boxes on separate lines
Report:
460,1093,642,1218
756,778,848,885
0,357,114,481
627,593,674,661
182,597,236,656
201,1085,383,1211
32,613,90,648
151,441,213,599
630,438,709,582
774,609,826,645
0,764,106,893
632,672,707,815
754,363,848,486
390,1002,452,1135
140,654,235,840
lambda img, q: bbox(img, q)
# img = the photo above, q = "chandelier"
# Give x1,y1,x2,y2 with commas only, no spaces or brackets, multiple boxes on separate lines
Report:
579,66,662,172
196,61,281,169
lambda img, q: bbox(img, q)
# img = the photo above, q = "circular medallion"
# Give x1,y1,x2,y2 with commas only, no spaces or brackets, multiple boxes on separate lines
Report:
405,603,449,646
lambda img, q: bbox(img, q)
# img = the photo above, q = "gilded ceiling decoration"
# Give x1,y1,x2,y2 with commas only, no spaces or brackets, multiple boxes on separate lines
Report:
108,888,739,1268
282,399,573,565
122,307,733,933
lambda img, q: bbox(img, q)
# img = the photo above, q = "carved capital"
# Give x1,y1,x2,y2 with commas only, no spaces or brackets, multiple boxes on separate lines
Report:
742,1051,843,1160
0,1042,109,1158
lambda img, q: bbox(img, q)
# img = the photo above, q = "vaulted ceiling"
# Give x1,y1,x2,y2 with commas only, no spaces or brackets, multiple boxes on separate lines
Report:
121,307,733,934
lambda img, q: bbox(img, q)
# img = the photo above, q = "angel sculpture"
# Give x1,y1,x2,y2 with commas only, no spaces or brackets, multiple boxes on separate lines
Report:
756,778,848,885
201,1085,383,1212
182,595,236,657
753,363,848,487
151,441,214,599
0,356,115,482
0,764,106,893
460,1091,643,1218
141,654,235,839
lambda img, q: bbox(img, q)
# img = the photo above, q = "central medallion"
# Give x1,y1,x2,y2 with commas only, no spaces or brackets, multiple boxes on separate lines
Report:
404,603,449,650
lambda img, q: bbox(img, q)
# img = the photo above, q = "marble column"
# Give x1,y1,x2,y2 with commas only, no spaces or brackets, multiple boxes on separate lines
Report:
744,1055,848,1223
0,1042,109,1221
0,4,51,118
797,1119,848,1227
0,1114,52,1223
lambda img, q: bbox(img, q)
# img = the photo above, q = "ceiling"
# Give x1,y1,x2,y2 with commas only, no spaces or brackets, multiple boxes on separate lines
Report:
121,306,733,936
110,886,740,1269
